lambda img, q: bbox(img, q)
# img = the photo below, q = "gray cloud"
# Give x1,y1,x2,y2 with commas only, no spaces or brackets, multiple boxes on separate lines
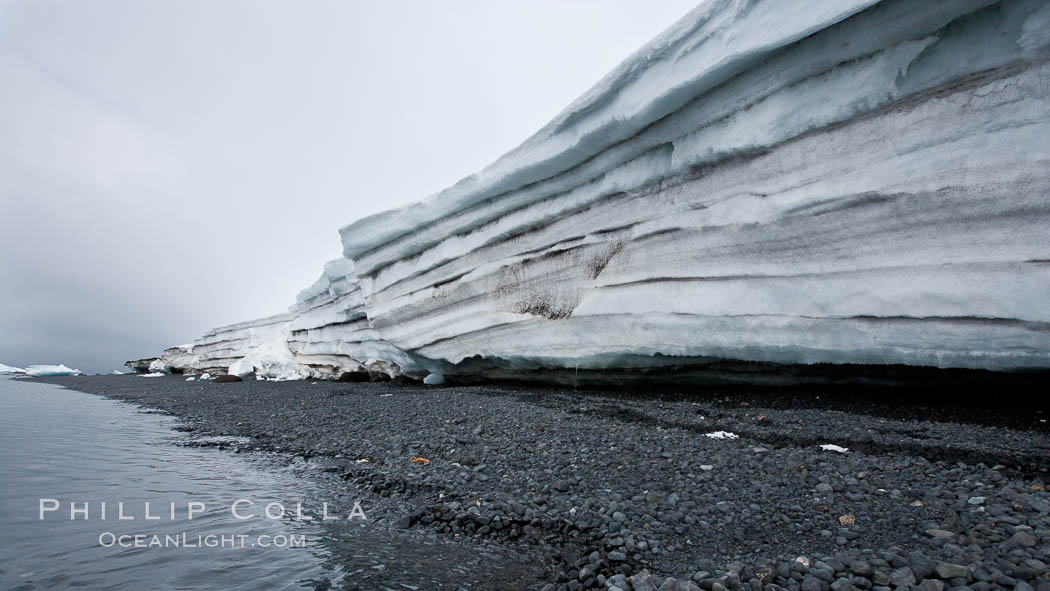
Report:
0,0,698,373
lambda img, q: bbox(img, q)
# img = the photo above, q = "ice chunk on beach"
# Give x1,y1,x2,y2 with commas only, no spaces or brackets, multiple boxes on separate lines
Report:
0,363,26,374
25,364,82,377
705,431,739,440
140,372,166,378
820,444,849,453
228,324,312,381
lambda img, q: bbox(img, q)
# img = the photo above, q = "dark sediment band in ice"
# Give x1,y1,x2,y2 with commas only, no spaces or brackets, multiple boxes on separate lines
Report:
150,0,1050,382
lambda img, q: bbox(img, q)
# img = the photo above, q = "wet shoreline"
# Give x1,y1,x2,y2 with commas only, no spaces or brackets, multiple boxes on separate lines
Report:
32,374,1050,591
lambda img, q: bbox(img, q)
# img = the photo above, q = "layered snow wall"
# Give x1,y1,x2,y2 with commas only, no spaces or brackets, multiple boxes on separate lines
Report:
163,0,1050,381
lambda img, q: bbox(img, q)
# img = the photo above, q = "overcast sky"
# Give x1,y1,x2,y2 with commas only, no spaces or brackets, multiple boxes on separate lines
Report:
0,0,698,373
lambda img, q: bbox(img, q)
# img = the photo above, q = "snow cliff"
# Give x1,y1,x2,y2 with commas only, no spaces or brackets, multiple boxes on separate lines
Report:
162,0,1050,381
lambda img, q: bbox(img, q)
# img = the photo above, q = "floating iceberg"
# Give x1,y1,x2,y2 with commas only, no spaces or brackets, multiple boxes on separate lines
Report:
0,363,26,374
149,0,1050,383
24,364,83,377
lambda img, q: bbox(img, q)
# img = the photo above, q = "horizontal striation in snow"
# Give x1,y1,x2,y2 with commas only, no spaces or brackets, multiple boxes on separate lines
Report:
168,0,1050,379
337,0,887,261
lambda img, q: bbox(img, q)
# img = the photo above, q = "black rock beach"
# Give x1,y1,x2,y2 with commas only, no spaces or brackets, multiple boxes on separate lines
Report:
34,374,1050,591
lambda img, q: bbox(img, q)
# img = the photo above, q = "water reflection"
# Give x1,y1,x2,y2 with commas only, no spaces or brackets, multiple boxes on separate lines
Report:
0,377,546,590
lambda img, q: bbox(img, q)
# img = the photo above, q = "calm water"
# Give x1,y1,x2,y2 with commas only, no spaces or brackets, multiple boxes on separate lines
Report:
0,376,545,590
0,376,342,590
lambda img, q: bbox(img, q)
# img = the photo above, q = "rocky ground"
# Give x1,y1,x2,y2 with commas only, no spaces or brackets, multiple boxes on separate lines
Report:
35,374,1050,591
